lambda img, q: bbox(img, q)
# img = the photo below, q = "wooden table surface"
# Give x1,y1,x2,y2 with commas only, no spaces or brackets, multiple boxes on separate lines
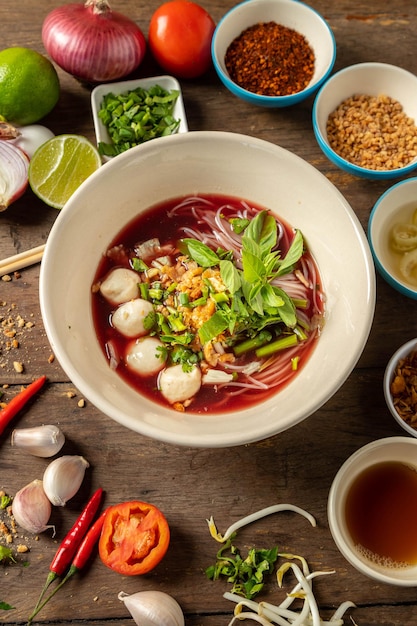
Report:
1,1,417,624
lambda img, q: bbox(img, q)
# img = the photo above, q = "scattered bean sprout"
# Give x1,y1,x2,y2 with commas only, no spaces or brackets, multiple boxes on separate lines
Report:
224,562,356,626
207,504,316,543
206,505,356,625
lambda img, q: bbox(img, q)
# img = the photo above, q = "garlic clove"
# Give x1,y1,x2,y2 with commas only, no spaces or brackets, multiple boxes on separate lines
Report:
12,479,54,535
11,424,65,457
43,455,89,506
118,591,185,626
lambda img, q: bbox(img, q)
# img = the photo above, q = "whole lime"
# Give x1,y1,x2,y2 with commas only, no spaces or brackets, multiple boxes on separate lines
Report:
0,47,60,125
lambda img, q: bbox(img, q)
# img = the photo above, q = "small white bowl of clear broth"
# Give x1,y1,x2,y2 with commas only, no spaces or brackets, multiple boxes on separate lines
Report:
368,177,417,299
328,437,417,586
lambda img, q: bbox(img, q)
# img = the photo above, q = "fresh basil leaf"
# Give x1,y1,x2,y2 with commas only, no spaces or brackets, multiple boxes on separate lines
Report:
277,230,304,276
220,260,241,294
242,281,264,316
182,239,220,267
242,239,265,283
258,213,277,255
0,601,15,611
244,209,266,242
273,287,297,327
261,284,285,308
198,311,230,344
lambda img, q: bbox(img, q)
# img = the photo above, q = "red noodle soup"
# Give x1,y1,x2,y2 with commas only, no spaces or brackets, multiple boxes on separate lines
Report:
92,195,325,413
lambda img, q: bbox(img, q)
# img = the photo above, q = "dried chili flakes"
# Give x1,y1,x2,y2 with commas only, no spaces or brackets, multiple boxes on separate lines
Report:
225,21,315,97
390,350,417,427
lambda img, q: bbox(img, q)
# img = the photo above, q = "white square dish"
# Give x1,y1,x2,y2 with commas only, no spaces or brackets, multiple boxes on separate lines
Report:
91,75,188,160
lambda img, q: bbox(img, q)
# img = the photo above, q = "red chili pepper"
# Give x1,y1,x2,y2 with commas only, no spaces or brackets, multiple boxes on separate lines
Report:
27,487,103,623
27,510,107,623
50,486,104,576
0,375,46,436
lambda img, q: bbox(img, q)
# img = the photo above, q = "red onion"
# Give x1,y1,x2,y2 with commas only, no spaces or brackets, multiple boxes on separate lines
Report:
42,0,146,83
0,140,29,211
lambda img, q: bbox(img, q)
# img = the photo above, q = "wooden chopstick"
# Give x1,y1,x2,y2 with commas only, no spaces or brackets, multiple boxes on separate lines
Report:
0,243,46,276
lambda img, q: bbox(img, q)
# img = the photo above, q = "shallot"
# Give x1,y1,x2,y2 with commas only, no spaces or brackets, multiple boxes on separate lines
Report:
42,0,146,83
0,140,29,211
0,121,54,158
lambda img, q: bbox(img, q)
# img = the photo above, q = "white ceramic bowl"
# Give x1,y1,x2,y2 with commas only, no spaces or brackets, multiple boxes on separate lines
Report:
368,177,417,299
328,437,417,586
211,0,335,107
313,62,417,179
384,339,417,438
91,75,188,161
39,131,375,448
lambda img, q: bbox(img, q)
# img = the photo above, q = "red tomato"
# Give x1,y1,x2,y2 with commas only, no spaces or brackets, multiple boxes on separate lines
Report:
98,500,170,575
149,1,216,79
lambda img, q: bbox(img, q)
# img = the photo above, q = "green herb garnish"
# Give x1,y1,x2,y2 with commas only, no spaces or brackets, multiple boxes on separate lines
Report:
98,84,181,156
205,535,279,600
0,495,11,509
0,545,15,564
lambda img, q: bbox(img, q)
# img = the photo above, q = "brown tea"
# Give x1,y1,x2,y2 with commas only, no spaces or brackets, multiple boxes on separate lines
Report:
345,461,417,567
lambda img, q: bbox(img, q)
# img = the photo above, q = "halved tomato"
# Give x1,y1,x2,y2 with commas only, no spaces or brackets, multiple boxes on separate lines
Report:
99,500,170,575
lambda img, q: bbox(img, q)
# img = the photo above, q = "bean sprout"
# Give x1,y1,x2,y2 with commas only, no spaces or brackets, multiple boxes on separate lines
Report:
207,504,316,543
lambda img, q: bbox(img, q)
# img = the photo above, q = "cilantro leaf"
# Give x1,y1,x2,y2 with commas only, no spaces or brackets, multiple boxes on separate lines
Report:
205,536,279,600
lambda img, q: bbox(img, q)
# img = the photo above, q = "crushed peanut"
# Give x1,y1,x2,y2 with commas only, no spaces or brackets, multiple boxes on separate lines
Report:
326,94,417,170
0,490,30,559
0,301,36,371
390,350,417,426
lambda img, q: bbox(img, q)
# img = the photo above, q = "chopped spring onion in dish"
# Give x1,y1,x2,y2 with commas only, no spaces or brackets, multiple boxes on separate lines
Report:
92,196,325,412
97,84,181,156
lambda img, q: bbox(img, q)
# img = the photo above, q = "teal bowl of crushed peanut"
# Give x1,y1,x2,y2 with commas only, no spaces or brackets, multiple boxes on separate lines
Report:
91,75,188,161
313,62,417,180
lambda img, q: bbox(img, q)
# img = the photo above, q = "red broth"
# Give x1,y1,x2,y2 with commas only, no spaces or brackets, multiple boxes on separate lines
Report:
92,195,324,413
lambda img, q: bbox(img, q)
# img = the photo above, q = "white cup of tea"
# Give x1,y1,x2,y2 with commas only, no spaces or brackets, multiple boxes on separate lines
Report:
328,436,417,586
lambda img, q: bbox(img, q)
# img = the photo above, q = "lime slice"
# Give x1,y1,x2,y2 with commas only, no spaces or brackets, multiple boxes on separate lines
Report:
29,134,102,209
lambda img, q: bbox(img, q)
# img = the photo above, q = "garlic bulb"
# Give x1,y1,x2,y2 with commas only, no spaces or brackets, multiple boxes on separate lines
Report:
12,479,54,534
11,424,65,457
118,591,184,626
43,455,89,506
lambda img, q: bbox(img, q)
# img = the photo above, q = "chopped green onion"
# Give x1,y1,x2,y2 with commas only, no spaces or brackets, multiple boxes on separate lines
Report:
139,283,149,300
149,287,164,300
98,84,181,156
233,330,272,356
255,334,298,358
178,292,190,306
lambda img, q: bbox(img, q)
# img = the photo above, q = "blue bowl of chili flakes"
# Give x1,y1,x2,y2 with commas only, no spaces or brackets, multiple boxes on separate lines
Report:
211,0,336,108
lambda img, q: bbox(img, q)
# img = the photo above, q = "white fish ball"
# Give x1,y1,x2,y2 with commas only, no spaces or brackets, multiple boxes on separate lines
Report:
112,298,154,338
126,337,167,376
159,364,202,404
99,268,140,305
